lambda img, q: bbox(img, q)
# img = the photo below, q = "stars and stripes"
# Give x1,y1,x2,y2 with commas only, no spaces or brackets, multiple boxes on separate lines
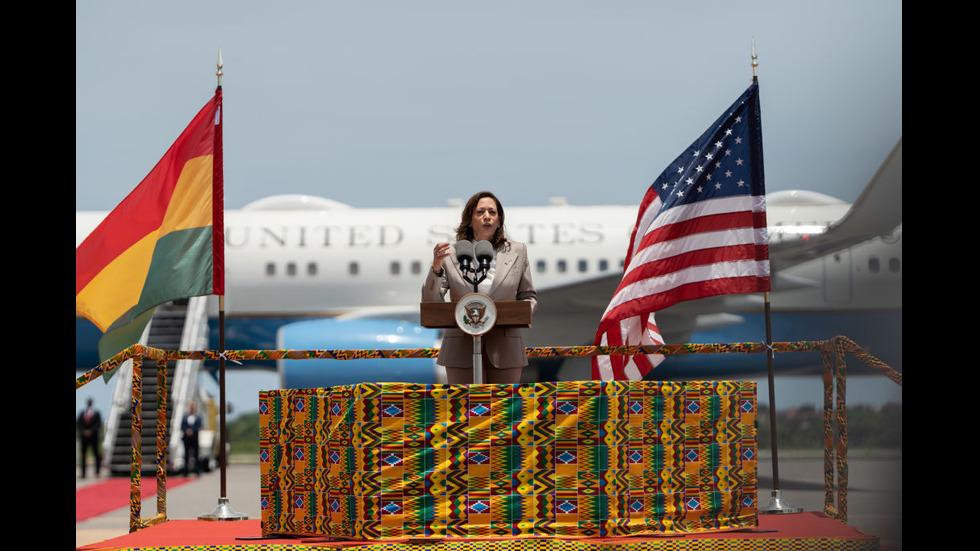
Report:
593,83,770,381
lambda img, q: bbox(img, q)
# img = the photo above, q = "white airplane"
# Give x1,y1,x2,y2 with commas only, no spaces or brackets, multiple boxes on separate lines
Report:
75,139,901,387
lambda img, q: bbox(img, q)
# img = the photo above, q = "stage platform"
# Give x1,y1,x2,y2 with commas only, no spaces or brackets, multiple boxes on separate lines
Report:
76,512,878,550
77,379,901,549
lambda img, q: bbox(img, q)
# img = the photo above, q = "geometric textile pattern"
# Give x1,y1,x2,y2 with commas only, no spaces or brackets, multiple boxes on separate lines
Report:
260,381,758,539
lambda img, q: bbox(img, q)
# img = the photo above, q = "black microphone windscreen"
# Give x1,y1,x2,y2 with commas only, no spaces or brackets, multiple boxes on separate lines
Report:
474,240,495,261
455,240,475,262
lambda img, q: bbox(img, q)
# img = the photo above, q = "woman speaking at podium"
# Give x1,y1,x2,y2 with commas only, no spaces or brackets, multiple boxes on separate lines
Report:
423,191,537,384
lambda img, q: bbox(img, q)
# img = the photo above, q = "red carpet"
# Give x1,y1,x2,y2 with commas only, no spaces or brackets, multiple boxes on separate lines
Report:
76,514,882,550
76,477,194,522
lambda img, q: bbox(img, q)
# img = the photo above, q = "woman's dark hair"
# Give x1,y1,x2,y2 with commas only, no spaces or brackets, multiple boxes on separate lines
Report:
455,191,506,248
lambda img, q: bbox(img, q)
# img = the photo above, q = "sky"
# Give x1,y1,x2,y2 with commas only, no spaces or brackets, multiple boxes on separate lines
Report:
76,1,902,212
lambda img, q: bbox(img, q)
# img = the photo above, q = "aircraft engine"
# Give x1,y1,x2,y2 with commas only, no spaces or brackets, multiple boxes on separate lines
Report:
276,318,442,389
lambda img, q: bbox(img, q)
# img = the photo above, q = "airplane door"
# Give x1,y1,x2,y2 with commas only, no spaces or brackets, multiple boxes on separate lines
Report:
822,249,853,304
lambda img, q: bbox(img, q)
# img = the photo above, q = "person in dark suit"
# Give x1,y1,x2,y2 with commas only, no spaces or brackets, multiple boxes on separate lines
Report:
77,398,103,478
423,191,537,384
181,402,203,476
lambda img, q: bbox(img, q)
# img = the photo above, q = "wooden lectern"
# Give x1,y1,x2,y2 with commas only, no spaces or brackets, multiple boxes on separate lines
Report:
420,298,532,383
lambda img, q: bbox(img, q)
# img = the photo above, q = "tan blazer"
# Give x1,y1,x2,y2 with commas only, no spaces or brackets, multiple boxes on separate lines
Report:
422,240,537,368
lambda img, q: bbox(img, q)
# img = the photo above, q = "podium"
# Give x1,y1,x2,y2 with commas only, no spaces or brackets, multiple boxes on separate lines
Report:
420,297,532,384
420,298,532,330
258,380,760,540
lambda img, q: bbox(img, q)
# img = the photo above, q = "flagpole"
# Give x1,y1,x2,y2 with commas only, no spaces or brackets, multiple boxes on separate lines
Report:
200,47,248,522
753,41,802,515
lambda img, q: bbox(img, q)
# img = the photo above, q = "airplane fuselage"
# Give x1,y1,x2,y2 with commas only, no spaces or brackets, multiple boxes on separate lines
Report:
76,192,902,377
76,193,900,315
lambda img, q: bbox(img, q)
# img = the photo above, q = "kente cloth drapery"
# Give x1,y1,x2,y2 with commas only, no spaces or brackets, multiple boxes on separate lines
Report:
259,380,758,539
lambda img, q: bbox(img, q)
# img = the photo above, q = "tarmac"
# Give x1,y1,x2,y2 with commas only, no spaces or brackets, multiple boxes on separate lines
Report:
76,450,902,550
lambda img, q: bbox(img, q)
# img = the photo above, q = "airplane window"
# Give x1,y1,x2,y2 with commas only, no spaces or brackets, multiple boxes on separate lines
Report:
349,262,359,276
307,262,317,276
265,262,275,276
868,257,880,273
557,260,567,273
411,261,422,275
536,260,546,273
390,261,401,275
599,259,609,271
286,262,297,276
578,260,588,272
889,258,901,273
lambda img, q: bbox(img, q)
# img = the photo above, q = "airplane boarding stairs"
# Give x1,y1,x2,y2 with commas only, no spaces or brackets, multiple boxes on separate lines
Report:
102,297,212,477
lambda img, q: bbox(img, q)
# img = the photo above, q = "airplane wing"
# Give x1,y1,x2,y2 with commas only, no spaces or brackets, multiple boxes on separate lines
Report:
770,138,902,267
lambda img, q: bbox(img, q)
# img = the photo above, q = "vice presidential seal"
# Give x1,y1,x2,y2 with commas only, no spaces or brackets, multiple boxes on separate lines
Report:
454,293,497,336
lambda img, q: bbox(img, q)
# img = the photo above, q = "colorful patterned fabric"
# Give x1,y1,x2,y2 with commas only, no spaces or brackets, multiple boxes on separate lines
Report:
259,381,758,539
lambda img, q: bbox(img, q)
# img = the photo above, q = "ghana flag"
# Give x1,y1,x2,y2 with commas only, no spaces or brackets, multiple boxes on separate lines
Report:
76,92,224,362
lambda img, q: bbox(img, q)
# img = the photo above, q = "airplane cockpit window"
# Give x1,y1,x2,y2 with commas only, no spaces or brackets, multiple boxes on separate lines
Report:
349,262,359,276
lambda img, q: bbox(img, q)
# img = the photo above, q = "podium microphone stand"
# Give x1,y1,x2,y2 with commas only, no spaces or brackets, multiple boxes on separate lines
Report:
471,332,485,384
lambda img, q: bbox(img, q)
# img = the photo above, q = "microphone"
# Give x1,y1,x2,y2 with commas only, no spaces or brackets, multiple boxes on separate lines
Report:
455,240,475,273
475,240,495,272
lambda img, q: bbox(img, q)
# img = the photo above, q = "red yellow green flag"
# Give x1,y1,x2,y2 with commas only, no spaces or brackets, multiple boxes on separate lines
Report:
76,92,224,362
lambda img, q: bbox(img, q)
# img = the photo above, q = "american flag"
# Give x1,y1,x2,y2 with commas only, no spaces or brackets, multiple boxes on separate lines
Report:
592,82,770,381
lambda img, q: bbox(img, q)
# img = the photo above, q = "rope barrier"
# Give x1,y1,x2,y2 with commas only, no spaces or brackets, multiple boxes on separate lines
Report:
77,340,835,389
